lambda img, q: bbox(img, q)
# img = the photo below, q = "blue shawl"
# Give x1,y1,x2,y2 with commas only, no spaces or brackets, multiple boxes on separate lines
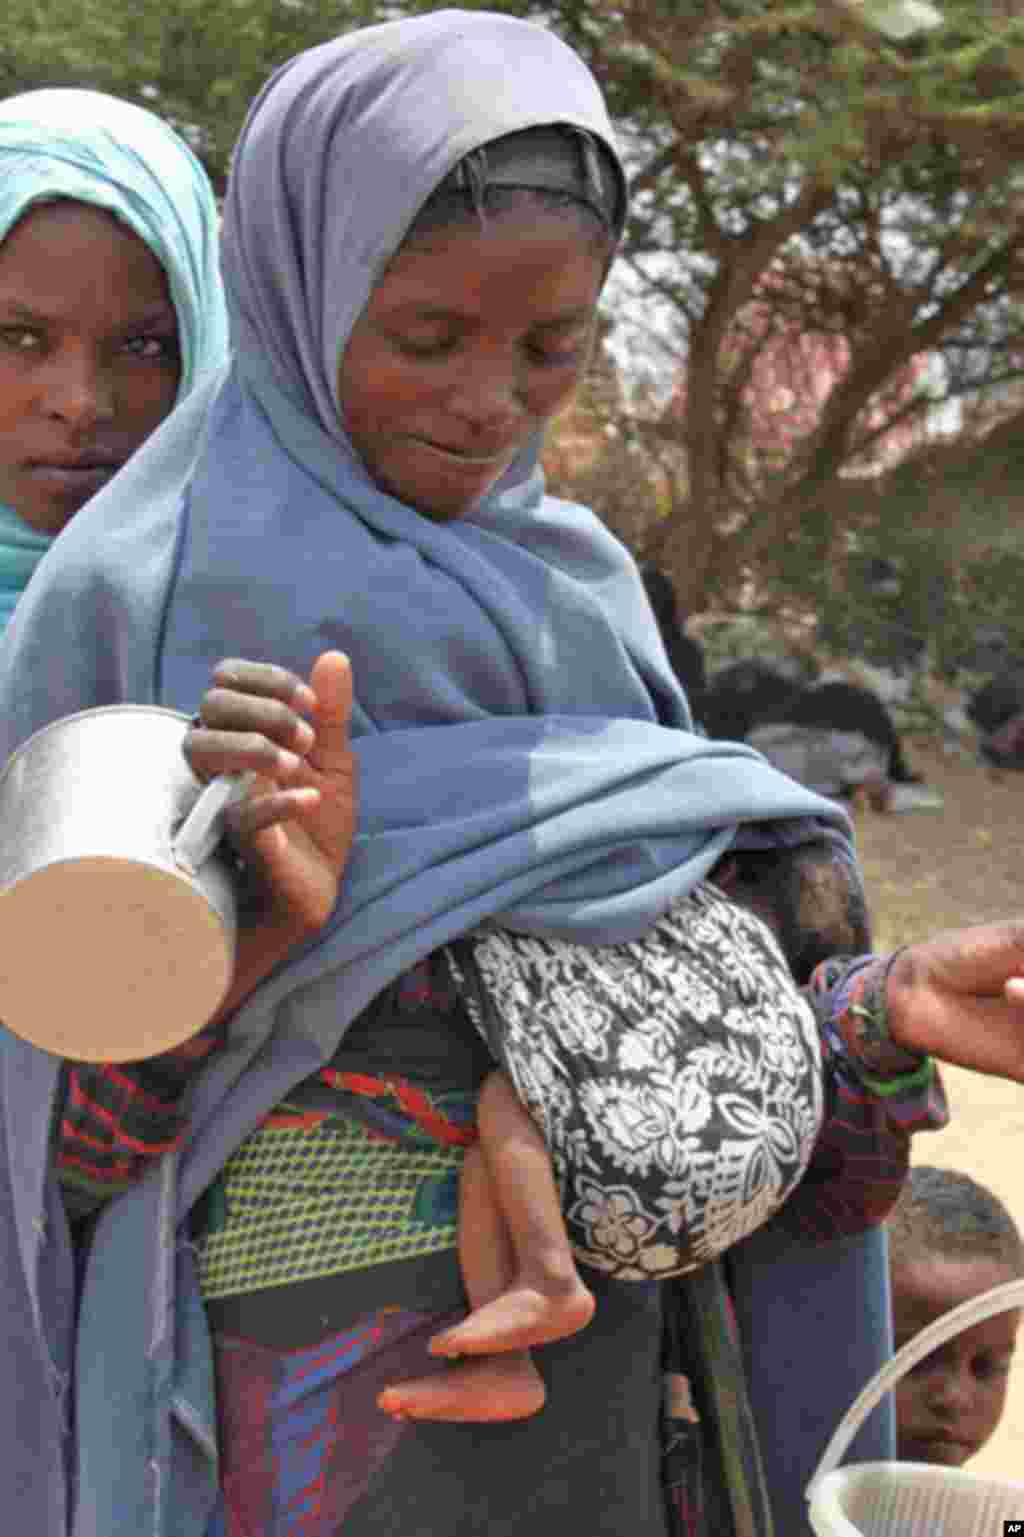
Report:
0,16,890,1536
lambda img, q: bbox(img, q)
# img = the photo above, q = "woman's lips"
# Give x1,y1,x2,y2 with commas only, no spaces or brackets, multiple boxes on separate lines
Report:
25,461,120,497
412,436,512,467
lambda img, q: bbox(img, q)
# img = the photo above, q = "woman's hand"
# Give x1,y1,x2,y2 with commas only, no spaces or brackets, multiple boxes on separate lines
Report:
185,651,357,936
886,922,1024,1083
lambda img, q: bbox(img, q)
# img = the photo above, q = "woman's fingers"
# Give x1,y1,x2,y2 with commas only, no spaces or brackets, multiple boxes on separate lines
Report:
187,659,322,781
224,785,321,840
307,651,354,773
198,659,316,750
199,690,313,751
183,652,358,935
184,728,308,784
188,653,354,783
225,778,343,931
210,658,317,715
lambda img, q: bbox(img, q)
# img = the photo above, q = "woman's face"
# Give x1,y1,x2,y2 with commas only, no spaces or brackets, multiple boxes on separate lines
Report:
0,201,180,534
337,207,609,522
893,1254,1020,1466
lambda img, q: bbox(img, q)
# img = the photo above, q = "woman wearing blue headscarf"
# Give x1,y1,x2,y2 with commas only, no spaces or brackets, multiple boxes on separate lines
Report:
3,16,1024,1537
0,87,227,627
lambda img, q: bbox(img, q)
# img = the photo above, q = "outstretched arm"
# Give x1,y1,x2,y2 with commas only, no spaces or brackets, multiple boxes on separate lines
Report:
886,922,1024,1082
780,921,1024,1242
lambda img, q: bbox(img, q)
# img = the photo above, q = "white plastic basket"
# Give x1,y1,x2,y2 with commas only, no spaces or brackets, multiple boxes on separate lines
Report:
806,1276,1024,1536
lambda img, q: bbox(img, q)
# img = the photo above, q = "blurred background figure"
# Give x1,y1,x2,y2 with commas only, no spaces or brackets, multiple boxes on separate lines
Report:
967,664,1024,770
640,564,707,718
640,567,931,810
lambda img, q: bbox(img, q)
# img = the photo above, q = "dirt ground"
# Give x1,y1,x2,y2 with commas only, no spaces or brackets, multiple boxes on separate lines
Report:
852,733,1024,1482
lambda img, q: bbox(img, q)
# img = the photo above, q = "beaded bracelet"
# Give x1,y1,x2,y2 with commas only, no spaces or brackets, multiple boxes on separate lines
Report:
847,944,926,1082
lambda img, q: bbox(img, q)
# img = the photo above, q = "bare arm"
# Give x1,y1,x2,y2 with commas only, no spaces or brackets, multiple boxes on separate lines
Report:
885,922,1024,1083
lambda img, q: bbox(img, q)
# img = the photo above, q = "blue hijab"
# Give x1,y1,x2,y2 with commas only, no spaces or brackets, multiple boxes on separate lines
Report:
0,87,228,626
0,17,888,1537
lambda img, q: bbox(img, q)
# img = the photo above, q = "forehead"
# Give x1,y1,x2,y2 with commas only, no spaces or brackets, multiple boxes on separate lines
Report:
0,201,172,319
893,1254,1022,1336
368,206,609,318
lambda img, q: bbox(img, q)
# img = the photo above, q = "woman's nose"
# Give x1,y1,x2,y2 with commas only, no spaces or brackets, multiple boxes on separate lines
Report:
446,357,524,432
40,348,116,431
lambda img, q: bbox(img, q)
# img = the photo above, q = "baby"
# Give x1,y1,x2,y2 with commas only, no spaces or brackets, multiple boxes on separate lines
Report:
888,1164,1023,1467
378,839,869,1422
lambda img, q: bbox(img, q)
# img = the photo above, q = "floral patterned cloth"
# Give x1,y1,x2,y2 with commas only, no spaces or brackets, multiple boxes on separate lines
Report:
450,885,824,1277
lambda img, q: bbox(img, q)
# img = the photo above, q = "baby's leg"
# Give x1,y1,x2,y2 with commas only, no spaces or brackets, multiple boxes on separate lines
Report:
377,1137,547,1421
430,1070,594,1357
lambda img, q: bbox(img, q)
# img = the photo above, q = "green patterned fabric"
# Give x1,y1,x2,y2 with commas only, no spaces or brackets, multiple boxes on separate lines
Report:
197,1111,463,1300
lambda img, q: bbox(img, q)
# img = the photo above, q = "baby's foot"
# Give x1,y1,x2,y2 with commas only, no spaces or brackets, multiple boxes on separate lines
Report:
428,1279,595,1358
378,1353,546,1422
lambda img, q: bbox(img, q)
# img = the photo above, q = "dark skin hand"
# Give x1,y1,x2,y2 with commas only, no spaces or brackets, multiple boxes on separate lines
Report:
887,922,1024,1084
184,651,357,1022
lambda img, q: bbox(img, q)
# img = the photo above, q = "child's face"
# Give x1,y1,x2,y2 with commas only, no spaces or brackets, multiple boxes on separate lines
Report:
892,1254,1020,1466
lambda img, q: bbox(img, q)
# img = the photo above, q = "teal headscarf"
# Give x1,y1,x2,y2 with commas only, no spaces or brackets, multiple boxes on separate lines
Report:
0,87,228,627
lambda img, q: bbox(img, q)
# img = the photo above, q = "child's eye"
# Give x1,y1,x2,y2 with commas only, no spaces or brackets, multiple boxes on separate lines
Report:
974,1352,1013,1382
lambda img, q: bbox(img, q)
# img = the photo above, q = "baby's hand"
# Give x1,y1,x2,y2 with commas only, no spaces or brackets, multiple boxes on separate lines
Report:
185,652,357,932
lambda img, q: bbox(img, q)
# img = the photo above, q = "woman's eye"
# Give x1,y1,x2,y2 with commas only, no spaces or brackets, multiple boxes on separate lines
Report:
528,340,587,367
0,327,42,353
122,333,179,362
395,334,458,359
527,327,591,367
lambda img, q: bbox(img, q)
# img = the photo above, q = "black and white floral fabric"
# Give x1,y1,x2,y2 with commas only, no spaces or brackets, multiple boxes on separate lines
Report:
448,886,823,1278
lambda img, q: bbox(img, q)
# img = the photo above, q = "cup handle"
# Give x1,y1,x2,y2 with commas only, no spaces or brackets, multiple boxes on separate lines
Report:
172,772,256,875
